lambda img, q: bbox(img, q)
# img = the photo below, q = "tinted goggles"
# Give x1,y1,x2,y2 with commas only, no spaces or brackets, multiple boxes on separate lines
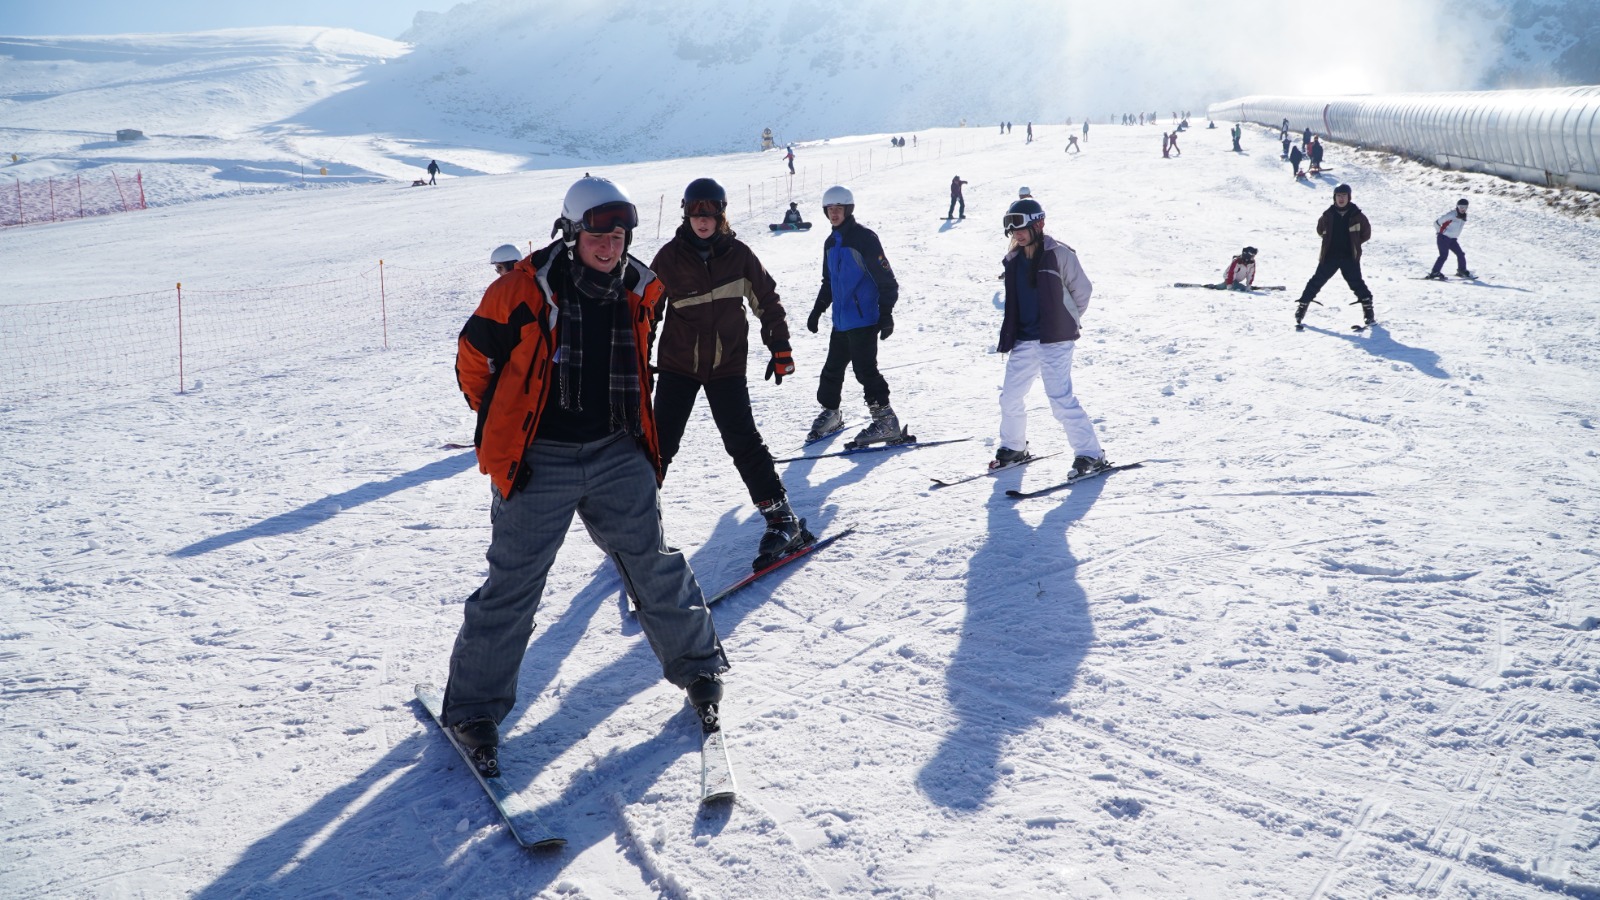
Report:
1002,212,1044,234
683,199,724,218
579,200,639,233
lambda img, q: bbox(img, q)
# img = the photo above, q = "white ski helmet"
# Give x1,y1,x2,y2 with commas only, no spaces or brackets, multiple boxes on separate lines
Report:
489,243,521,265
556,175,639,240
822,185,854,207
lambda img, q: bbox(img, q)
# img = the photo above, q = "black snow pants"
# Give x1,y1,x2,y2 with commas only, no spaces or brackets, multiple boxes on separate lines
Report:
654,371,784,505
817,325,889,411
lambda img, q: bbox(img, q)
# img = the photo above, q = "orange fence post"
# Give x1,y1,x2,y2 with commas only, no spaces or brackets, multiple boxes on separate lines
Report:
137,171,146,209
111,170,128,211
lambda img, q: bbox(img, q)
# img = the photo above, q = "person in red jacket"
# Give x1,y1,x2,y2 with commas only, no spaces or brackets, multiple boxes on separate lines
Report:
1222,247,1257,290
649,177,812,568
443,175,730,776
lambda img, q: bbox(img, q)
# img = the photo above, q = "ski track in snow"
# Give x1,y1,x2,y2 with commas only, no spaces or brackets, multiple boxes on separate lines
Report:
2,116,1599,899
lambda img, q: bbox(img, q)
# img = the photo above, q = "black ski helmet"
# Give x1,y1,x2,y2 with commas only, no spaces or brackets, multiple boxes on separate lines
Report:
682,177,727,211
1334,183,1352,198
1003,198,1045,235
1242,246,1258,258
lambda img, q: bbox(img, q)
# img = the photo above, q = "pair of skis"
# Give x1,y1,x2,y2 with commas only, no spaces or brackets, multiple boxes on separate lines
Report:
774,426,972,463
931,452,1144,498
1173,282,1286,292
416,684,737,851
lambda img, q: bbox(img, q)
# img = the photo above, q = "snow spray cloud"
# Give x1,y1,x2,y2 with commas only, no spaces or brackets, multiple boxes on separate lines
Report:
387,0,1507,160
1053,0,1503,111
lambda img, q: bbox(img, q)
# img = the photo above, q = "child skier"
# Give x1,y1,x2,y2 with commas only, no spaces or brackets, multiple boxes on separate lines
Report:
806,185,903,446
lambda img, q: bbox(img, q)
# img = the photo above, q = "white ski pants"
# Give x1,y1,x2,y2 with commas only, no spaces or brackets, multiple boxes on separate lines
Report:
998,339,1102,458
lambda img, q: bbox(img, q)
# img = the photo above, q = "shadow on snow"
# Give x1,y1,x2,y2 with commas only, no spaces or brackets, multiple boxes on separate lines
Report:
918,477,1104,809
170,451,477,558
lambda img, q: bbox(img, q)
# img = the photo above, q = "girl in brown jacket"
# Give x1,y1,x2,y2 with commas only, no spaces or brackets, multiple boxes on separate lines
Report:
649,178,812,569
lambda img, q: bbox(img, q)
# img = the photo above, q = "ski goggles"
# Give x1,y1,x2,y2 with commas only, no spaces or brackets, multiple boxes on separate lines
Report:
1002,211,1044,235
577,200,639,233
683,199,725,218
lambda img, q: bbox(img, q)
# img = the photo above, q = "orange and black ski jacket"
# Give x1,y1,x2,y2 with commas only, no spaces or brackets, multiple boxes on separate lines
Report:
455,239,665,498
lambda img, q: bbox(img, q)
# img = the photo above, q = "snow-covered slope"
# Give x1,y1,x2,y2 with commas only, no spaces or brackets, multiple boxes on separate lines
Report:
2,116,1598,897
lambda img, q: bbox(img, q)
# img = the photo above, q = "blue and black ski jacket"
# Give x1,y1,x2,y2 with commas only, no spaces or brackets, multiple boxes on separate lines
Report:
812,218,898,332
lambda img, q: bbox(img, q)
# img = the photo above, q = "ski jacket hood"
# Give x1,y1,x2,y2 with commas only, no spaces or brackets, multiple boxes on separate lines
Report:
455,239,664,498
999,234,1092,352
649,224,790,382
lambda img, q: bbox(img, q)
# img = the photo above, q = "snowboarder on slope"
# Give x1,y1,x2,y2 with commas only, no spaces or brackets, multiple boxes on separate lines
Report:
649,178,811,569
443,175,729,773
785,145,795,174
1426,198,1473,280
948,175,968,219
806,185,902,445
991,197,1107,476
1293,183,1374,330
782,202,805,227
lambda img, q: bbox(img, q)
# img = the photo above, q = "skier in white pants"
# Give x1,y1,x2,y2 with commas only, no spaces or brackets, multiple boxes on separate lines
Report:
991,197,1107,475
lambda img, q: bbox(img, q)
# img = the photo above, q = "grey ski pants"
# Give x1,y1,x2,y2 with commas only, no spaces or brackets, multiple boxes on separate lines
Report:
443,431,728,725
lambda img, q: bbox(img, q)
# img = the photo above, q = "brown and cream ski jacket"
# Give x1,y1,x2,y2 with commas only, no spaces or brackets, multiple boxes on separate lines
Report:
648,224,791,382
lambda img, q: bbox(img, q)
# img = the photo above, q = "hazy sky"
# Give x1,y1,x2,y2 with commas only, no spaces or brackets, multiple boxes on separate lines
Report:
3,1,434,40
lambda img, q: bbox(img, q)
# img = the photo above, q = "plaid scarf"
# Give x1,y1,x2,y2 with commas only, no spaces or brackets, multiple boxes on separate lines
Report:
556,256,642,437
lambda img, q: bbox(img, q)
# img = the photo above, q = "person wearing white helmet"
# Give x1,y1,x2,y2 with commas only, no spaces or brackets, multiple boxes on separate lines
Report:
489,243,520,276
991,197,1108,476
806,185,904,445
441,174,729,777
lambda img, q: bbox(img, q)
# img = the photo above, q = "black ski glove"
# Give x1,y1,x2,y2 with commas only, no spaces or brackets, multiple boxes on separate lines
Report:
878,310,894,340
807,307,822,334
765,350,794,385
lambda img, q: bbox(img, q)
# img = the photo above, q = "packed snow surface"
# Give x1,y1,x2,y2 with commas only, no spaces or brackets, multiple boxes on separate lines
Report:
4,122,1600,898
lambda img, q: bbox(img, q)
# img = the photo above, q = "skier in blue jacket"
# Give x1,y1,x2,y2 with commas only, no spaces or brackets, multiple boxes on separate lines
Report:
805,185,903,445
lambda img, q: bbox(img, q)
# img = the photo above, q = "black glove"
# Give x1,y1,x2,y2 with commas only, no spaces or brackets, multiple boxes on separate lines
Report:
878,310,894,340
764,350,795,385
807,307,822,334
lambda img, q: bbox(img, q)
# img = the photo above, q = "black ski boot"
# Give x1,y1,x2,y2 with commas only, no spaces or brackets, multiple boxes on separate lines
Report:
850,402,903,446
990,443,1030,470
1424,271,1447,281
1360,297,1375,327
1294,299,1310,331
806,407,844,442
687,675,724,735
1072,454,1110,477
753,496,813,570
450,716,501,778
1456,269,1475,279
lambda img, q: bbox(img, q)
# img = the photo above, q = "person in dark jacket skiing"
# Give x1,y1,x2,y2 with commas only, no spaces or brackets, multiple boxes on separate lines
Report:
948,175,968,219
992,197,1106,475
649,178,812,568
443,175,729,775
806,184,902,446
1293,183,1374,330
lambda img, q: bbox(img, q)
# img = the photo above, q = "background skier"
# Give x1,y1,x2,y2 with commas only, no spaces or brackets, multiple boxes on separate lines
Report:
948,175,968,219
1222,246,1257,290
806,185,902,446
426,159,440,185
1293,183,1374,331
649,177,810,569
1426,198,1473,280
